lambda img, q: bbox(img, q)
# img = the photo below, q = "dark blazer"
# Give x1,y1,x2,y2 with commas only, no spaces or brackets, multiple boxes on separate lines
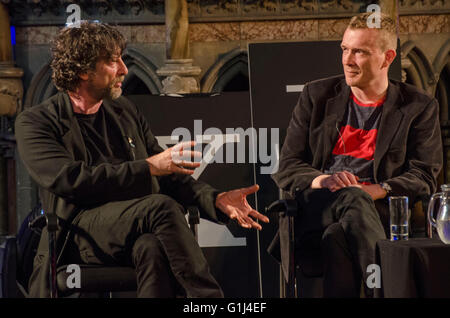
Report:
270,75,443,281
15,92,227,297
273,75,442,202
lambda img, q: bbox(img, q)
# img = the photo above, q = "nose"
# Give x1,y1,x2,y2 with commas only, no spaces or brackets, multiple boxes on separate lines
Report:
342,50,354,66
118,57,128,76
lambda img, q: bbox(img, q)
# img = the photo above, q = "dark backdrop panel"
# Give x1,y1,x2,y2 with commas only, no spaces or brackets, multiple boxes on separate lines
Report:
127,93,279,297
249,41,343,129
248,43,345,283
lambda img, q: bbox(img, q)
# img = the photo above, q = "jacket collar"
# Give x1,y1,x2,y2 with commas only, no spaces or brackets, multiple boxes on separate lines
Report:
373,80,404,180
321,79,350,168
57,92,124,123
56,92,128,161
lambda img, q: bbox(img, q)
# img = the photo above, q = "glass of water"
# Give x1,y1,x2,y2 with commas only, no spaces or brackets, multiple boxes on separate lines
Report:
389,196,409,241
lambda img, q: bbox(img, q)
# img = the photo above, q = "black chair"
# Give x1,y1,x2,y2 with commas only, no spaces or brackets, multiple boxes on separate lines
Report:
266,190,324,298
35,205,201,298
1,203,47,298
266,189,432,298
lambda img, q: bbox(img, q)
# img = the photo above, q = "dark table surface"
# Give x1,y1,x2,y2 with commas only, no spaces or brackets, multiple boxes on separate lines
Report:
375,237,450,298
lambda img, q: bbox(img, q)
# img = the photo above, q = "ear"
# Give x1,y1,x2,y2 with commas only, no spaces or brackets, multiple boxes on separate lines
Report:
79,72,89,81
382,49,397,68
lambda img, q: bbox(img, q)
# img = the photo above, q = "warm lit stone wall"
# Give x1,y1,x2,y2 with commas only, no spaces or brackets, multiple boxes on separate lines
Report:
13,14,449,89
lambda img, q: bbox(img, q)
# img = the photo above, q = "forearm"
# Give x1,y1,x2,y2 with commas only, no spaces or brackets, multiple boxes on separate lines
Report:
33,159,153,205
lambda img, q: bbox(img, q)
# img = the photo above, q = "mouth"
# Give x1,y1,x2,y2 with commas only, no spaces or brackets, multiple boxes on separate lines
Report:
114,82,122,88
345,72,360,79
345,69,359,76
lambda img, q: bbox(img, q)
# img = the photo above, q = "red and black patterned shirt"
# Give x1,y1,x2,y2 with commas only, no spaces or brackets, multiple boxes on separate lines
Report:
324,92,385,184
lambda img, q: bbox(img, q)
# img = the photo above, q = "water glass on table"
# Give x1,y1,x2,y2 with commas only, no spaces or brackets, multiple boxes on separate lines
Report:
389,196,409,241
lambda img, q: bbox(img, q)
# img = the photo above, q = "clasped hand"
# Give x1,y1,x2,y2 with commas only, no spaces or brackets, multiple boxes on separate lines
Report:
313,171,386,200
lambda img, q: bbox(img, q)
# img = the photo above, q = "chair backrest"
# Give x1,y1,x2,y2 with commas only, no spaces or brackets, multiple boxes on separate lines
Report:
0,203,44,298
15,203,45,294
0,236,18,297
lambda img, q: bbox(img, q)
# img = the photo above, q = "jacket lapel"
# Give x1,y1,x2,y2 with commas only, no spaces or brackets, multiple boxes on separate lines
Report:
102,98,136,161
373,81,404,181
321,80,350,168
58,92,88,161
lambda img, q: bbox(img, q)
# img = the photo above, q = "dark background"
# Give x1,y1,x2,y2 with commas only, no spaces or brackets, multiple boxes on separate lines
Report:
126,40,401,297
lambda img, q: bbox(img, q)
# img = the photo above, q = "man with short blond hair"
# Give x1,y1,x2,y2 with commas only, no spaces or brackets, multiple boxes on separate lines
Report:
272,12,442,297
348,12,397,51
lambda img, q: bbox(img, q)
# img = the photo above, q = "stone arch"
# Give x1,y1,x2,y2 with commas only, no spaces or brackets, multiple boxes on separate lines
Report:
23,63,58,112
433,40,450,184
433,39,450,76
122,48,162,95
401,41,437,94
201,48,249,93
22,48,162,112
433,40,450,122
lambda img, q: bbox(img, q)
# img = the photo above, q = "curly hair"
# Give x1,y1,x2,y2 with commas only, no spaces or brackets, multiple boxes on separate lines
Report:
347,12,397,52
51,21,126,92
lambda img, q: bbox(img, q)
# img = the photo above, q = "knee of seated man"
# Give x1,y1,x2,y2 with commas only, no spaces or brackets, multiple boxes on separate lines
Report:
336,187,383,226
141,193,186,220
337,186,373,203
322,223,345,245
132,233,165,264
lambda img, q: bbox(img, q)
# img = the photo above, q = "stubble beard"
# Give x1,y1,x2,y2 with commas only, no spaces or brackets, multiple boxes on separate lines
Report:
108,86,123,100
96,77,124,100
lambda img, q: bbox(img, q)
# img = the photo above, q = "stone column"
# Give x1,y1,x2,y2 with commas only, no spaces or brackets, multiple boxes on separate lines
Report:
380,0,398,22
157,0,201,94
0,3,23,236
0,3,23,116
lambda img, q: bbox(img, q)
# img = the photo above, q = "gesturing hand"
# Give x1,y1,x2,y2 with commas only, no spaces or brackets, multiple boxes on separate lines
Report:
215,184,270,231
146,141,202,176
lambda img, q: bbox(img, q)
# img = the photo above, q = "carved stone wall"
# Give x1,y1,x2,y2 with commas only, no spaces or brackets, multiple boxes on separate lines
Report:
13,13,449,88
3,0,449,25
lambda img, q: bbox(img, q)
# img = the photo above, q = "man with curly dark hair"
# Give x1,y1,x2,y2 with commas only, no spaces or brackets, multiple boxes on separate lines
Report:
15,21,269,298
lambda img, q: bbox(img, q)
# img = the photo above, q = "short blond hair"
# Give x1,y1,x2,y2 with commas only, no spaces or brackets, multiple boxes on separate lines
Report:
347,12,397,51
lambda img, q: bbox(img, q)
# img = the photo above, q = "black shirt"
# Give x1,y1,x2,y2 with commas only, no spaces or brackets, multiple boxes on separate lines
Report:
75,106,128,166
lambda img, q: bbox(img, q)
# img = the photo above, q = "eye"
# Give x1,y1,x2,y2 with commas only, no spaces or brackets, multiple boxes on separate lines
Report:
355,49,367,55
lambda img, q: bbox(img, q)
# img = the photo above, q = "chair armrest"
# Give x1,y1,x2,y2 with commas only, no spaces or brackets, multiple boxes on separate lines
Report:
186,206,200,241
187,206,200,226
46,214,59,233
265,199,298,217
45,213,59,298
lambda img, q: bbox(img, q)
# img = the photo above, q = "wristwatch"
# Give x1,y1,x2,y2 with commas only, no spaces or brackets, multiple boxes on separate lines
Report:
380,182,392,196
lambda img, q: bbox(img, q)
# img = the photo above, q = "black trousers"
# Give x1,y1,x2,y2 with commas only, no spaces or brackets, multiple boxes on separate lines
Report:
65,194,223,298
294,187,388,297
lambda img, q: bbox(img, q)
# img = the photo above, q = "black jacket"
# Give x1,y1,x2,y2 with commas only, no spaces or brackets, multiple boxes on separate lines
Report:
15,92,227,297
273,75,442,202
